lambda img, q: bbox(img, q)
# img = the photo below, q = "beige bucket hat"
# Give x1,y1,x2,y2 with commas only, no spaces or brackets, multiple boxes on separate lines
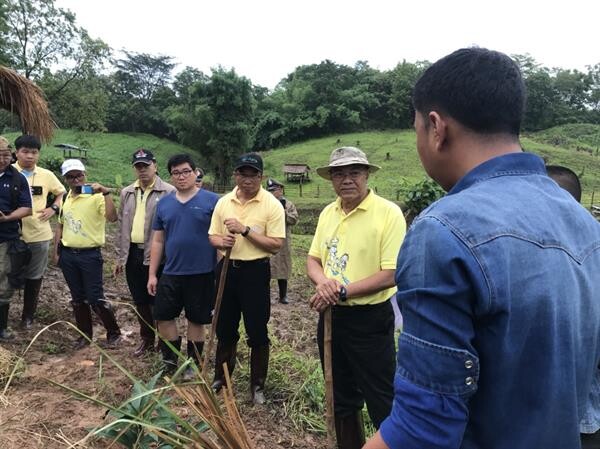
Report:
316,146,380,180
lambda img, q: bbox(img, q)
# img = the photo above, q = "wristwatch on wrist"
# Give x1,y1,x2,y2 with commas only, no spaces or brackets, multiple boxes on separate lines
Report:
241,226,251,237
338,286,348,302
50,204,60,214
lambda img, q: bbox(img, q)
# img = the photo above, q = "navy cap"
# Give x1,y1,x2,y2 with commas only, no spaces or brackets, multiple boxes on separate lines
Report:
266,178,284,191
234,153,263,172
131,148,156,165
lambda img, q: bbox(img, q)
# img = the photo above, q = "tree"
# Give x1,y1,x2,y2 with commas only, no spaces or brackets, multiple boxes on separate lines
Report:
106,51,176,136
167,67,255,182
3,0,109,80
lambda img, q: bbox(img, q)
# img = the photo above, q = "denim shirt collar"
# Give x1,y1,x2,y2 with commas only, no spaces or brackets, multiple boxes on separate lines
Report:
448,152,546,196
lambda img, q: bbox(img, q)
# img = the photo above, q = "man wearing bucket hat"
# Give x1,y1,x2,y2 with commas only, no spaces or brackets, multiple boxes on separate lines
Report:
266,178,298,304
53,159,121,349
0,136,32,339
307,146,406,448
115,149,175,356
208,152,285,404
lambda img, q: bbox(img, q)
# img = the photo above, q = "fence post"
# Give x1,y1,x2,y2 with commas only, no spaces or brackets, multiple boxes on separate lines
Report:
396,190,400,201
591,190,595,209
299,182,303,198
317,185,320,198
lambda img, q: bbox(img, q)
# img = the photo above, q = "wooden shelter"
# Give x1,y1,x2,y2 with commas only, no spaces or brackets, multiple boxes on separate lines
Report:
283,163,311,182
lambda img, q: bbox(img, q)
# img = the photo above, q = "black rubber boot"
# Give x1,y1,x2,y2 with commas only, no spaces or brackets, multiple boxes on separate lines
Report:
278,279,289,304
211,340,238,392
0,304,13,340
133,304,155,356
20,278,43,329
334,411,365,449
250,344,269,404
183,340,204,381
159,337,182,375
72,302,93,349
92,301,121,346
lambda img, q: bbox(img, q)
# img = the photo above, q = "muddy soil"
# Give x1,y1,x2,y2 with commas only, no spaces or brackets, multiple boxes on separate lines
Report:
0,235,327,449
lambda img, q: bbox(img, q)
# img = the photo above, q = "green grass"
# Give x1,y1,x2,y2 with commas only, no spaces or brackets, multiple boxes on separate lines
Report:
260,127,600,208
5,125,600,207
3,129,201,188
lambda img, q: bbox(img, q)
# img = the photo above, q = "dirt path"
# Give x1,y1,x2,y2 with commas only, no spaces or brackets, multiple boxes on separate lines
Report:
0,240,327,448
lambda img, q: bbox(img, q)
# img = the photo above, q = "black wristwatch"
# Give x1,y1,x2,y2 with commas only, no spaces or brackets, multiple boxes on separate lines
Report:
338,286,348,302
50,204,60,214
241,226,251,237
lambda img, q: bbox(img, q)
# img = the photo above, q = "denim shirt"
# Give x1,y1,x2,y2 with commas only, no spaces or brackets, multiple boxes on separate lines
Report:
380,153,600,449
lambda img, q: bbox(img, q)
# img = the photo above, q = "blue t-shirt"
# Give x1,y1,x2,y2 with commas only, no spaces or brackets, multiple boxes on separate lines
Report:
152,189,219,275
0,167,32,243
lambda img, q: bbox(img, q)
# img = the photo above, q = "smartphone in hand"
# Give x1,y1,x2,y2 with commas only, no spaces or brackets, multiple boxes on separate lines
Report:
74,184,94,194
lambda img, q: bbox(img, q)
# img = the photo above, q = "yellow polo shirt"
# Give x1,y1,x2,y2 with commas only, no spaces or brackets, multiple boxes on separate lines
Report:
59,191,106,248
209,187,285,260
130,178,156,243
13,163,66,243
308,190,406,306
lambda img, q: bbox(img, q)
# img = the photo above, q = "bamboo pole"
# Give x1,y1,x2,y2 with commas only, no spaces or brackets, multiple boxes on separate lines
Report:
202,248,232,374
323,306,336,448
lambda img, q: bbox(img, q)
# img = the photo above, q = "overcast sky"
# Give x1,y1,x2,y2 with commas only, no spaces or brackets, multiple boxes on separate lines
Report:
56,0,600,89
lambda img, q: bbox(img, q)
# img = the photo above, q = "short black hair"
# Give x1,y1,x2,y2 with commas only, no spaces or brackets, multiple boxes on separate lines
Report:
167,153,196,173
14,134,41,151
412,47,525,136
546,165,582,202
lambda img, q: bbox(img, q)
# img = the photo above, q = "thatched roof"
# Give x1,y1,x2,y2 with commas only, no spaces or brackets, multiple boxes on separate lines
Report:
283,163,310,174
0,66,55,143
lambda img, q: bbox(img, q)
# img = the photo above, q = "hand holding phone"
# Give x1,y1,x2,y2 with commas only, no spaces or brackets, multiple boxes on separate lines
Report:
74,184,94,194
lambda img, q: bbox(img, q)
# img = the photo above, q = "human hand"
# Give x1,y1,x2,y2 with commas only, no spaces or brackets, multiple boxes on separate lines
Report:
223,218,245,234
314,278,342,304
309,292,333,312
91,183,110,195
37,207,54,222
147,275,158,296
221,234,236,248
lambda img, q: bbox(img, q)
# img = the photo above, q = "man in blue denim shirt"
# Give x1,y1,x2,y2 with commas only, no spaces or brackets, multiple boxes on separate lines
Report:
364,48,600,449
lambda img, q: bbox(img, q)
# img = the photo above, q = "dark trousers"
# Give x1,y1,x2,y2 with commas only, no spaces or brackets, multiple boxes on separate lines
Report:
317,300,396,428
581,430,600,449
125,244,159,305
216,258,270,348
59,247,104,305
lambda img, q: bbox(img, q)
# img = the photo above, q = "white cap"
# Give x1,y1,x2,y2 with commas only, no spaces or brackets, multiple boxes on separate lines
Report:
61,159,86,176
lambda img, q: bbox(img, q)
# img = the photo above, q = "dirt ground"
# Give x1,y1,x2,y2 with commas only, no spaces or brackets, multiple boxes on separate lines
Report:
0,238,327,449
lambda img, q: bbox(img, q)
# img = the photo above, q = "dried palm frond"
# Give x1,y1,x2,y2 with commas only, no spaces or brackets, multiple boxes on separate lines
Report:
172,366,256,449
0,65,55,142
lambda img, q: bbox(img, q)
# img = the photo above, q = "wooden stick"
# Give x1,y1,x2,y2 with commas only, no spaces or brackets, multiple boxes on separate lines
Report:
202,248,232,374
323,306,336,448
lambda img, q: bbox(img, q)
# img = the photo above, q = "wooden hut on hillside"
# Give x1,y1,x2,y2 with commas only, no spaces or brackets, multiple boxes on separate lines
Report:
283,163,311,182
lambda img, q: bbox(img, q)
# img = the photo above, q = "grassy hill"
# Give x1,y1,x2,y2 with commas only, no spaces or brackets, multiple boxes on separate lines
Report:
263,127,600,207
3,129,200,187
4,125,600,207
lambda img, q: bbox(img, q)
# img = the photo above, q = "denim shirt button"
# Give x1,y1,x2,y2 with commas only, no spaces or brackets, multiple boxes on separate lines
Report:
465,376,475,386
465,360,474,369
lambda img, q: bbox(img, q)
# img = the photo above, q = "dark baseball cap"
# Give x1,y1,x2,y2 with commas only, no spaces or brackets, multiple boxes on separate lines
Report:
234,153,263,172
266,178,284,191
131,148,156,165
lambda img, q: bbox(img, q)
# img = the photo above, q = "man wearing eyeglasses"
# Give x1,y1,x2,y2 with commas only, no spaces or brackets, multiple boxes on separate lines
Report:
307,146,406,449
115,149,174,357
53,159,121,349
13,135,66,330
0,136,32,339
208,153,285,404
148,154,219,378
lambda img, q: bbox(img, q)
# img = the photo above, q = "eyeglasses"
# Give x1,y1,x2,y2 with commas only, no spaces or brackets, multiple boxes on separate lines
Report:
65,173,85,180
170,169,194,178
330,169,367,181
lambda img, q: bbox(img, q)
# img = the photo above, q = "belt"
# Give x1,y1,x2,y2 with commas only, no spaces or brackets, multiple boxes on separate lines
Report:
130,243,145,250
62,246,100,253
230,257,269,268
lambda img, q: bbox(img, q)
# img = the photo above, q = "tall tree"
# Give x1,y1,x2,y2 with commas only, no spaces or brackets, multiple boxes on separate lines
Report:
3,0,109,80
167,67,255,182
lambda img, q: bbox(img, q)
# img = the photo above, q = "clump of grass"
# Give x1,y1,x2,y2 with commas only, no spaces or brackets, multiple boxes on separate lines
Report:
0,345,25,389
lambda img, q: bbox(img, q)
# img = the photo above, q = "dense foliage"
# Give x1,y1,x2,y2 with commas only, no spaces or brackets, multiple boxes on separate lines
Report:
1,0,600,177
